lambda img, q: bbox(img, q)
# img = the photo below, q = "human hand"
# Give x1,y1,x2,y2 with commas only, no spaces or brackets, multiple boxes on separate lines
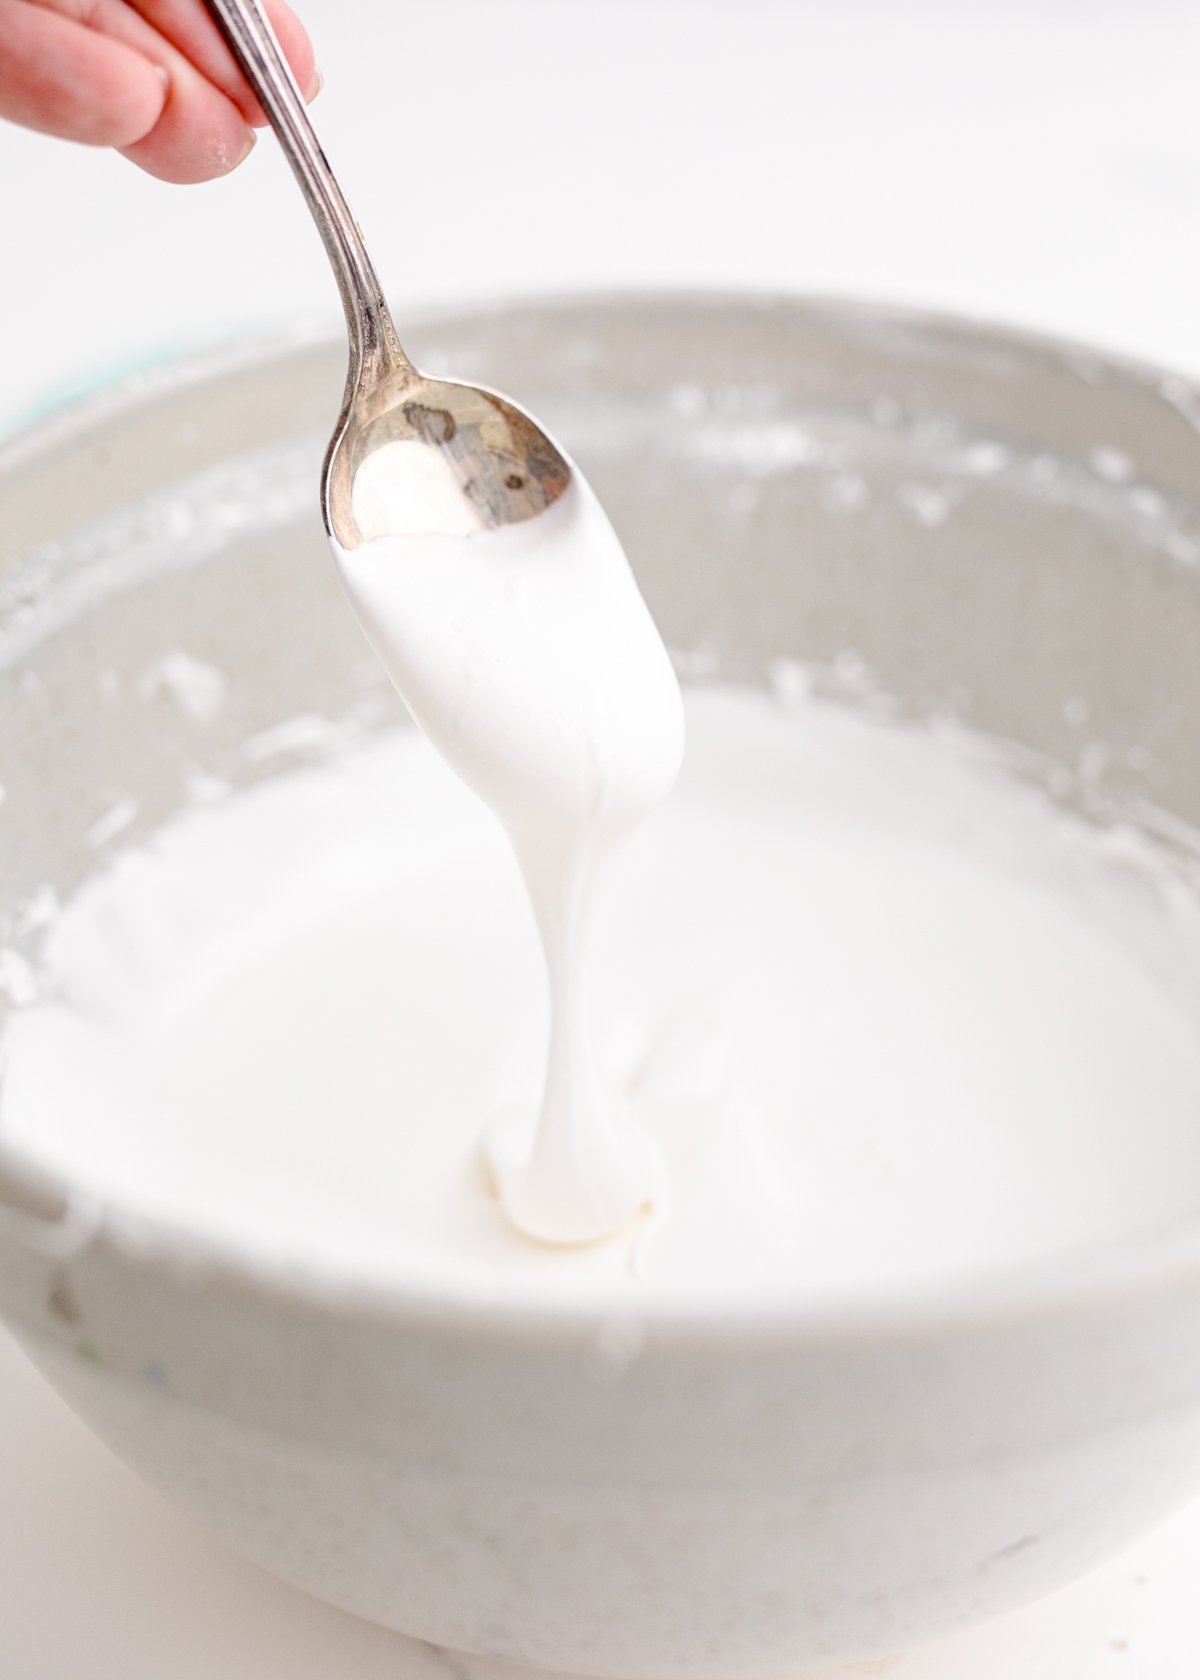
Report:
0,0,317,183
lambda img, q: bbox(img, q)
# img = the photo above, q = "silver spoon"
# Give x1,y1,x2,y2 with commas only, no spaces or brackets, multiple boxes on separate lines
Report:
202,0,571,549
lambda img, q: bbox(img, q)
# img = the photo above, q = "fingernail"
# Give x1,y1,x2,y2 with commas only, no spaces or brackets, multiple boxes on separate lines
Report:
305,67,324,102
229,129,257,171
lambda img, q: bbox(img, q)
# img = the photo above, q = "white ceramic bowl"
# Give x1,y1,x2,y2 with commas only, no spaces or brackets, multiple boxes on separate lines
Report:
4,295,1200,1677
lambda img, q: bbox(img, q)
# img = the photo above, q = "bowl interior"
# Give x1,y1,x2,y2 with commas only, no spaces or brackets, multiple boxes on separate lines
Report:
4,293,1200,1292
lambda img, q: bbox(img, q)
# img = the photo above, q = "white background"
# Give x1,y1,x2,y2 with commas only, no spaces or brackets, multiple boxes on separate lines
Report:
4,1,1200,1673
4,0,1200,428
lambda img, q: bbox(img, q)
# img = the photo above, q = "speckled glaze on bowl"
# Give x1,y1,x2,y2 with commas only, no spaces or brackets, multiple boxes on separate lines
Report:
4,295,1200,1677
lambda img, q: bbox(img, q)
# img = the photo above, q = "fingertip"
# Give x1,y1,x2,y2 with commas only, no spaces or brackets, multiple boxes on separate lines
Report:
121,126,255,184
120,76,257,185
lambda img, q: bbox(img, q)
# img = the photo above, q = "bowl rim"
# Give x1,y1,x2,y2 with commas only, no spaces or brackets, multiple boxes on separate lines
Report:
5,284,1200,1348
5,279,1198,473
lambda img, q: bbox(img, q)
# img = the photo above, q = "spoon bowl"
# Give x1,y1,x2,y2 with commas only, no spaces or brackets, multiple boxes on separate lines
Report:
326,368,572,546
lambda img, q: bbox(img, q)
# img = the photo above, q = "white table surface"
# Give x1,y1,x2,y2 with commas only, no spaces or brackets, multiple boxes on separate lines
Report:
4,0,1200,1672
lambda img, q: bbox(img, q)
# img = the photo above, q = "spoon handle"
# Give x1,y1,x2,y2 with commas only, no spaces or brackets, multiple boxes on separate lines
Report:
202,0,410,386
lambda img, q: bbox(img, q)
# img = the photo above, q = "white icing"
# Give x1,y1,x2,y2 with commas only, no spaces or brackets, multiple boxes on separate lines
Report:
333,474,684,1244
6,688,1200,1309
137,650,227,724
